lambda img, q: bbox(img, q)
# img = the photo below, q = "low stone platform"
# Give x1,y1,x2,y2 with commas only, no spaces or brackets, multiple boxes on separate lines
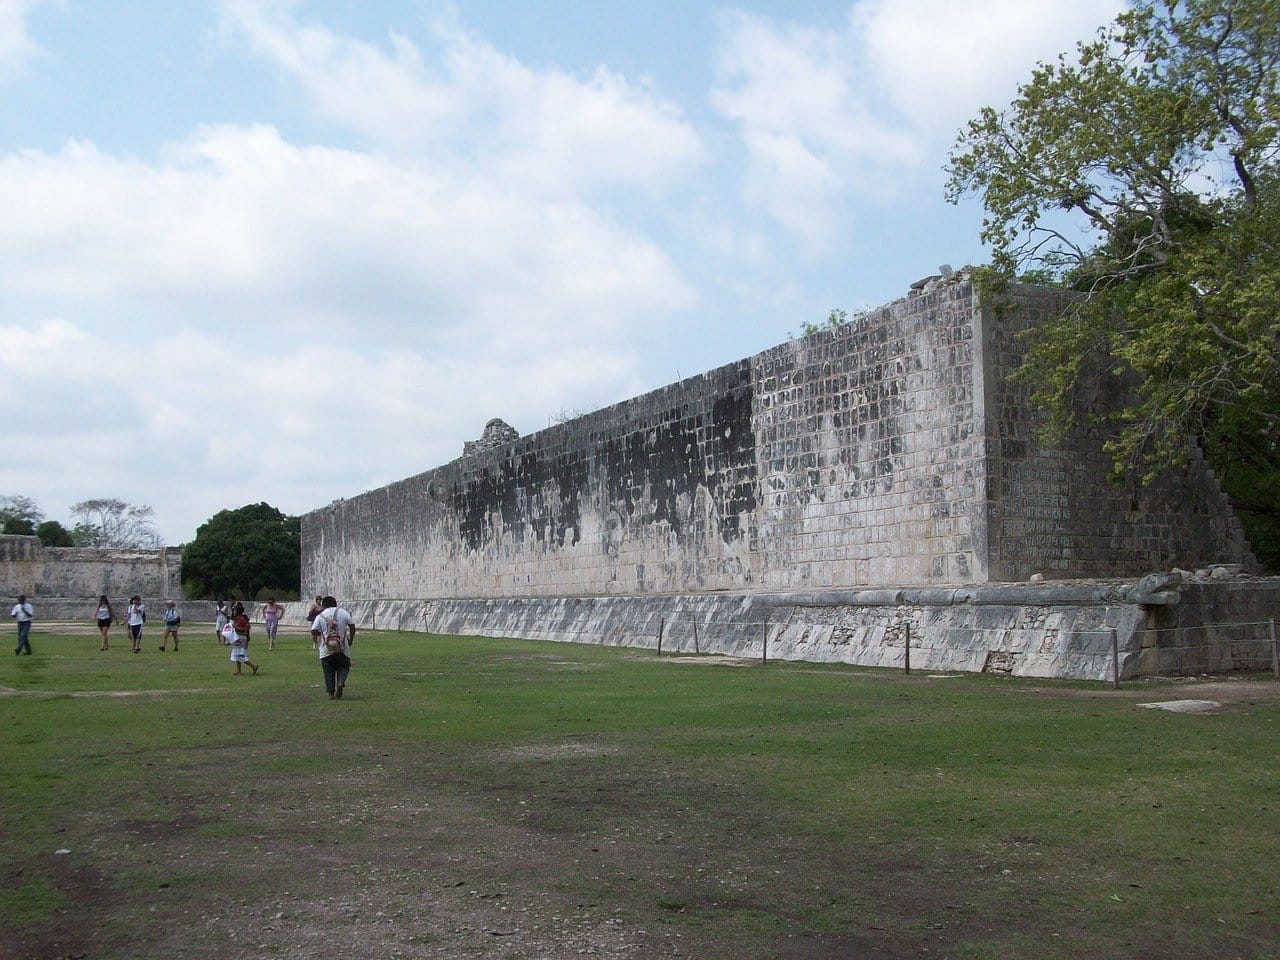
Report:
282,574,1280,682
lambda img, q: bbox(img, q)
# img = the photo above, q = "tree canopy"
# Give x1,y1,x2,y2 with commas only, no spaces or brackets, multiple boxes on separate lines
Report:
0,495,42,536
36,520,75,547
180,503,301,600
70,498,163,548
946,0,1280,568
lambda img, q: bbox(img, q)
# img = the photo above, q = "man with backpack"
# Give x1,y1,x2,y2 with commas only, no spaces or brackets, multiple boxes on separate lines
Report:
309,595,356,700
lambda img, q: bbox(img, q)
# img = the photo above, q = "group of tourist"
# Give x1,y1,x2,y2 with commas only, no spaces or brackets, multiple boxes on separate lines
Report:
10,592,357,701
94,594,167,653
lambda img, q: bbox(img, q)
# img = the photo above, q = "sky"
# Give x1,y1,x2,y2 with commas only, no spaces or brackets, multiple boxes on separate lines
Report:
0,0,1125,544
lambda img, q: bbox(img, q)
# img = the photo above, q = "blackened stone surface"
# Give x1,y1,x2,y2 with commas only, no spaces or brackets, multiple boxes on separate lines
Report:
302,277,1254,601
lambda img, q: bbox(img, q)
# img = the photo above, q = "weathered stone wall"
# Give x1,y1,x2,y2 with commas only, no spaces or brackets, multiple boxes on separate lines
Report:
267,575,1280,682
304,278,995,597
303,275,1253,600
305,358,762,597
978,285,1256,580
0,536,182,600
749,281,986,587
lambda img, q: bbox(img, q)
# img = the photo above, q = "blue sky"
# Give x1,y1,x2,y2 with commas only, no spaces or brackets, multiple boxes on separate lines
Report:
0,0,1123,543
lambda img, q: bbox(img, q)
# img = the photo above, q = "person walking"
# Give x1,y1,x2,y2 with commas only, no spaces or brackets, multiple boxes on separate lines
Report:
95,595,114,651
305,595,324,623
214,598,229,642
225,602,259,676
126,595,146,653
259,597,284,651
159,600,181,651
310,596,355,700
11,595,33,656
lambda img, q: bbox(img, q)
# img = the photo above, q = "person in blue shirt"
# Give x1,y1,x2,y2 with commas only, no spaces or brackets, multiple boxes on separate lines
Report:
160,600,181,651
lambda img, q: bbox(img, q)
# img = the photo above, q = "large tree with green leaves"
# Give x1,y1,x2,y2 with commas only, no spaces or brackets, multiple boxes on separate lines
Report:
946,0,1280,568
0,495,42,536
180,503,301,600
36,520,75,547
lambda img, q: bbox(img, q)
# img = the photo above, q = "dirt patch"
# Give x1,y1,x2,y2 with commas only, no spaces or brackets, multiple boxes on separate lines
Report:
497,739,622,762
775,932,920,959
639,654,757,666
1,854,124,960
0,687,225,699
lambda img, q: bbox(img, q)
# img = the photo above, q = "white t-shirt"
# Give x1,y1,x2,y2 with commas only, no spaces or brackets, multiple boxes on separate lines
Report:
128,603,145,626
311,607,354,659
11,603,33,622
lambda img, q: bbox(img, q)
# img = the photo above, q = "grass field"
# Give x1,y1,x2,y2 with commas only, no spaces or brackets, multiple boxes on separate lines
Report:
1,624,1278,960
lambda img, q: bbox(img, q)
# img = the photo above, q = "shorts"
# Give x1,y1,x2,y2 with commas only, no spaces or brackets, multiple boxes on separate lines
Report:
164,620,181,633
230,646,249,663
97,618,112,628
130,623,143,640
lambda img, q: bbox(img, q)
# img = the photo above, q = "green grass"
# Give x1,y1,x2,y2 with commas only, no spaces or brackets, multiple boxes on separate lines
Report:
1,627,1278,959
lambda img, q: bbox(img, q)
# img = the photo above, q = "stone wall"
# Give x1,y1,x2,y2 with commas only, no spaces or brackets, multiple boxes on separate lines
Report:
265,574,1280,682
978,286,1255,580
31,597,219,624
303,275,1254,600
0,536,182,600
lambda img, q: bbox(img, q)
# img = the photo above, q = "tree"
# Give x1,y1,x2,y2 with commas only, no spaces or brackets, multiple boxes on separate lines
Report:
36,520,75,547
0,495,43,536
180,503,301,600
70,498,163,548
946,0,1280,568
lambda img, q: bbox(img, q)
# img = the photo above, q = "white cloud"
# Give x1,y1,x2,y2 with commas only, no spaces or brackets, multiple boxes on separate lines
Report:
219,0,706,198
0,0,705,542
0,124,695,353
0,0,44,82
712,0,1125,245
0,316,646,543
850,0,1125,136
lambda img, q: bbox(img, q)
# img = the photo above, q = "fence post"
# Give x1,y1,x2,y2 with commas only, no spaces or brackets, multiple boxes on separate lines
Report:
904,621,911,676
657,617,665,657
762,613,770,665
692,618,700,654
1270,618,1279,680
1110,627,1120,689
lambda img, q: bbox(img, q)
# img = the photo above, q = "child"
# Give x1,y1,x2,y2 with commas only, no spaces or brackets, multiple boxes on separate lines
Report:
160,600,181,651
226,602,258,676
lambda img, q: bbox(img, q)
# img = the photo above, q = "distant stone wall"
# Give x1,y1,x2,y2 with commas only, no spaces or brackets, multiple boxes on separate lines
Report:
303,274,1254,600
0,536,182,600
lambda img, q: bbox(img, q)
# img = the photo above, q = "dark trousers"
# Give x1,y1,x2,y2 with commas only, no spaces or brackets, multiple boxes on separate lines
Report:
321,652,351,694
16,620,31,653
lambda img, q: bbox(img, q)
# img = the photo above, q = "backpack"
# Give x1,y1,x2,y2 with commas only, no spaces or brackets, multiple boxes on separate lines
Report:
232,613,251,641
323,611,345,654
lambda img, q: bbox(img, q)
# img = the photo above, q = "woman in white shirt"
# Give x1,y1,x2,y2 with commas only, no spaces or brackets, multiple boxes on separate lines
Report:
95,595,114,651
126,595,146,654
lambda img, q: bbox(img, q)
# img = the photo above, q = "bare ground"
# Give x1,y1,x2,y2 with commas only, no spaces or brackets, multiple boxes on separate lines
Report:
4,641,1277,959
0,728,1070,960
